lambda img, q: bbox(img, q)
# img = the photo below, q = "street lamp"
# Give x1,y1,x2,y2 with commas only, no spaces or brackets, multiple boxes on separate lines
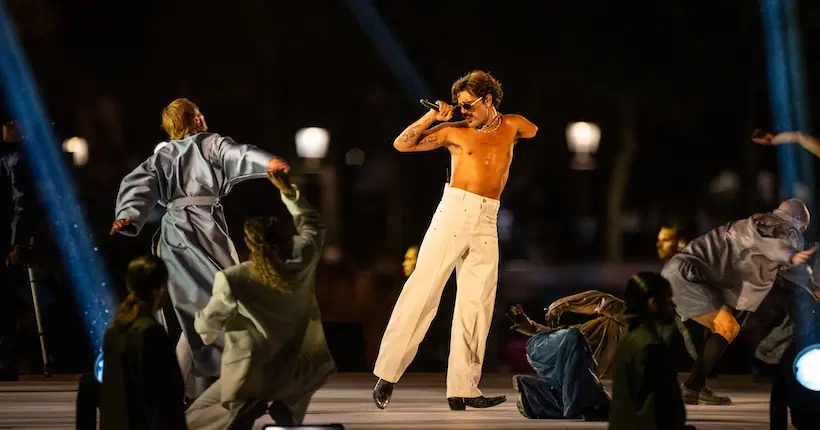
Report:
294,127,341,262
295,127,330,167
566,122,600,170
62,137,89,167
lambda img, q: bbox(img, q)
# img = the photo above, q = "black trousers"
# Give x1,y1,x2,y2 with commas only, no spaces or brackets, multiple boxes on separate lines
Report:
0,262,22,381
75,373,100,430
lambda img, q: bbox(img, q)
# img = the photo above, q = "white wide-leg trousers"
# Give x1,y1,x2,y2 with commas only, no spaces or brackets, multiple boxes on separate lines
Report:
374,186,500,398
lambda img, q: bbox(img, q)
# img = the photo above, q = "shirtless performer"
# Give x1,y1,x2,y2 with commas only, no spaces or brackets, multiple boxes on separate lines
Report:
372,70,537,410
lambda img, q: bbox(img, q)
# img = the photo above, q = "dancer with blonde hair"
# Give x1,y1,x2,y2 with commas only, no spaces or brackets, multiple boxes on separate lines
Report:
112,98,289,398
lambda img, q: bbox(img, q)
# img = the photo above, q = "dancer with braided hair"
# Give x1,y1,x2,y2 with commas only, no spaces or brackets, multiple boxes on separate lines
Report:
185,172,335,430
609,272,695,430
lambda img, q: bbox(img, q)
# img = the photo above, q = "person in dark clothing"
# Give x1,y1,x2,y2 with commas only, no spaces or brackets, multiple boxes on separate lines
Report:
0,120,33,381
98,255,187,430
766,278,820,430
608,272,695,430
75,372,101,430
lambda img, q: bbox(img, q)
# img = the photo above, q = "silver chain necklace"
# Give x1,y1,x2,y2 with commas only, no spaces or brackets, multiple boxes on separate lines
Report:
477,112,502,134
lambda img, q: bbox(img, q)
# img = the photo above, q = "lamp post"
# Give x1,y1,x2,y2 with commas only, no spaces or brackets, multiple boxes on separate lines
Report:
294,127,340,262
566,122,600,258
566,122,600,171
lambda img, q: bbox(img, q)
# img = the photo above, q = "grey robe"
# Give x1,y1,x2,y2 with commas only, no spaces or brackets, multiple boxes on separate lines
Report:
187,189,335,428
114,132,275,378
662,211,817,321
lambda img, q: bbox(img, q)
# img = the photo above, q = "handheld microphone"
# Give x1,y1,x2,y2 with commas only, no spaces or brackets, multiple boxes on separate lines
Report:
420,99,439,111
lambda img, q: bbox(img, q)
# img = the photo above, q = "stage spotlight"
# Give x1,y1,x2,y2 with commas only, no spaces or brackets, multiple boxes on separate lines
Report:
94,351,104,383
794,343,820,391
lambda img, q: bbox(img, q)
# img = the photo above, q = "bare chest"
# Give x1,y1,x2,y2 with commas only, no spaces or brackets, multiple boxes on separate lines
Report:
452,133,516,168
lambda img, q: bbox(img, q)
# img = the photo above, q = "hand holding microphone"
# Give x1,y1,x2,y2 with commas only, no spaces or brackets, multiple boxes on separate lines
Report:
420,99,454,122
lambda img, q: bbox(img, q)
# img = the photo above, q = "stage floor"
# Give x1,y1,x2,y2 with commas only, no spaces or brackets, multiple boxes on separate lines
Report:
0,373,775,429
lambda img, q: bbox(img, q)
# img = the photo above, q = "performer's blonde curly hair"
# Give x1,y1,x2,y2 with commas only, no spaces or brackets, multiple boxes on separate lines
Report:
244,217,289,291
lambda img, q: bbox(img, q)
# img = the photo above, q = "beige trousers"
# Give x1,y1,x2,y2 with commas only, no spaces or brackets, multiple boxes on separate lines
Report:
374,186,500,398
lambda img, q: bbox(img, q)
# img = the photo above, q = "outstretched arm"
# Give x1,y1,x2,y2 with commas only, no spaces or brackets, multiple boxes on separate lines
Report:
112,157,161,236
547,290,624,320
754,131,820,158
217,135,288,189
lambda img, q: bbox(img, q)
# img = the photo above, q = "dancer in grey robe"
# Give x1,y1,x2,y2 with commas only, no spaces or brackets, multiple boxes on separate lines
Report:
661,198,820,405
112,99,288,398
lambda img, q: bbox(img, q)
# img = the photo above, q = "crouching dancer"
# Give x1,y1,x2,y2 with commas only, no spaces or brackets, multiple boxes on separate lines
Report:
506,291,624,420
186,172,335,430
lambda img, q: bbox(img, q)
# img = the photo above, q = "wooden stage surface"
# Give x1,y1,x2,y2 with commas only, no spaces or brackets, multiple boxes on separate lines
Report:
0,373,776,429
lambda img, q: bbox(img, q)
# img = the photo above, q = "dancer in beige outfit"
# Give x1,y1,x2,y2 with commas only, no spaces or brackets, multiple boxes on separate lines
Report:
372,70,537,410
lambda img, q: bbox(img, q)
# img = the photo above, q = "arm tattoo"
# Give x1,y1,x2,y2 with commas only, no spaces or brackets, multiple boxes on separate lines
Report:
398,124,421,145
417,135,438,147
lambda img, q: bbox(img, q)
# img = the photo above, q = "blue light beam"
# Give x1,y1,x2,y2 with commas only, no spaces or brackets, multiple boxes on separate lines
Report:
345,0,434,103
0,0,115,354
783,0,816,241
761,0,820,383
760,0,800,198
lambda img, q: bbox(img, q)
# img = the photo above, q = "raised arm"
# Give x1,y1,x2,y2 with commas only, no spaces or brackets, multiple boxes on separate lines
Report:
267,172,326,268
507,114,538,139
393,101,462,152
280,185,326,267
506,304,549,336
112,157,161,236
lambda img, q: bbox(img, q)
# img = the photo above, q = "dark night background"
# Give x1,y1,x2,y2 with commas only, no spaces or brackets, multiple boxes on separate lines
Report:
4,0,820,374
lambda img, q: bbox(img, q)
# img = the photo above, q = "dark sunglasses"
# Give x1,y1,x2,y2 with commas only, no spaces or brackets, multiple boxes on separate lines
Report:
458,96,485,111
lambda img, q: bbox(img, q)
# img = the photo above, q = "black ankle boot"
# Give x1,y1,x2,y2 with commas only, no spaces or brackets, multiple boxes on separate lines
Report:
373,378,395,409
227,399,268,430
447,395,506,410
268,400,295,425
